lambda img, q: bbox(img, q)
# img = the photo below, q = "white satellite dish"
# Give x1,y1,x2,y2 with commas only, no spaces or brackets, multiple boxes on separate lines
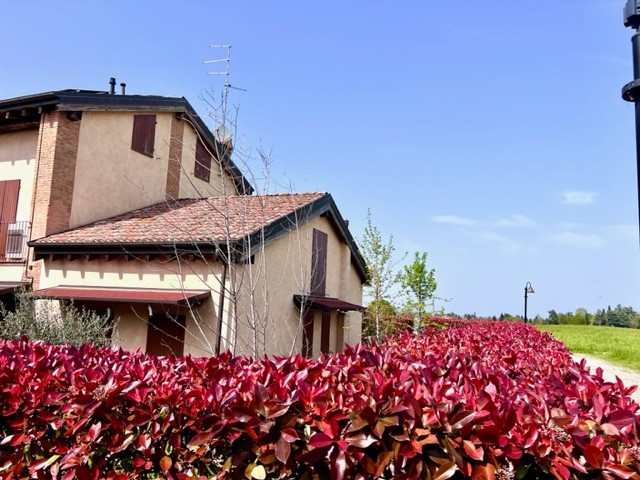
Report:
214,125,232,144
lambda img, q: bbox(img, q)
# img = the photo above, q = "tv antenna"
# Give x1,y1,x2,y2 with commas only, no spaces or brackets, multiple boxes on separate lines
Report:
204,44,246,125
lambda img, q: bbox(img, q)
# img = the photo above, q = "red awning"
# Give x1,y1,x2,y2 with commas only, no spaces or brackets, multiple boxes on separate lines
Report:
293,294,363,312
33,286,210,306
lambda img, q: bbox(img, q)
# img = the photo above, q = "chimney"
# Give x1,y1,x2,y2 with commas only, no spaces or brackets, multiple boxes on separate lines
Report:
120,82,126,95
109,77,116,95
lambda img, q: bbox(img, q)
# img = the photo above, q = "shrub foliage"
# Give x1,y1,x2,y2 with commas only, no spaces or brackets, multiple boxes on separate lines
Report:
0,289,114,348
0,319,639,479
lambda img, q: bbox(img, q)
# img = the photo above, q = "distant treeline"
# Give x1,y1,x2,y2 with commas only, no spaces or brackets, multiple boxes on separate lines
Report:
447,304,640,328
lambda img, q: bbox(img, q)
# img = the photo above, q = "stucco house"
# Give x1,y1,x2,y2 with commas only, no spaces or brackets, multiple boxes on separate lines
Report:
0,82,365,357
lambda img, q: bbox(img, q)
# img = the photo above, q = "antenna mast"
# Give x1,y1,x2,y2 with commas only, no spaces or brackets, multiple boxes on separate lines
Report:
204,44,245,127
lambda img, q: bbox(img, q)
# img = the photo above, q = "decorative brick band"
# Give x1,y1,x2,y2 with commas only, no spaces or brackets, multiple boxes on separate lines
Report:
31,111,80,240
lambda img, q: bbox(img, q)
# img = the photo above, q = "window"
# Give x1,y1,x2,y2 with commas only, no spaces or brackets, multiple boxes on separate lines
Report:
0,180,20,262
310,229,328,296
131,115,156,157
194,139,212,182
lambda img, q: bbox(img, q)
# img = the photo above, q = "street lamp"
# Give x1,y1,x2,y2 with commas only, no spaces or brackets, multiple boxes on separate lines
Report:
524,282,535,323
621,0,640,245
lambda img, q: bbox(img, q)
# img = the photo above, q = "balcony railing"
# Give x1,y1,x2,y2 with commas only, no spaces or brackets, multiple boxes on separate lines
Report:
0,221,30,263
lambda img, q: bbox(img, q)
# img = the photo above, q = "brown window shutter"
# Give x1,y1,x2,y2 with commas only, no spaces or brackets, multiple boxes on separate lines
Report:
0,180,20,259
311,229,328,296
320,311,331,353
194,139,212,182
0,180,20,224
302,310,314,357
131,115,156,157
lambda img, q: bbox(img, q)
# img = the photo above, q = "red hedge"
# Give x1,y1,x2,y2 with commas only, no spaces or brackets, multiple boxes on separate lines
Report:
0,319,639,479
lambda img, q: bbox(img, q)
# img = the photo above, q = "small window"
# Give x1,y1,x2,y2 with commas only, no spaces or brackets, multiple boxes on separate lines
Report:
194,139,212,182
131,115,156,157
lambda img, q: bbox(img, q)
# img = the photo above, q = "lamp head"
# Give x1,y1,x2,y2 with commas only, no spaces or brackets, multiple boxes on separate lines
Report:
525,282,535,294
624,0,640,28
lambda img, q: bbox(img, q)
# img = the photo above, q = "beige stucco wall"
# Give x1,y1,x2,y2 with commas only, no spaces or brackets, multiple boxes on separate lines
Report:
69,111,173,228
0,129,38,283
69,112,243,228
37,257,223,357
178,126,240,198
0,264,27,283
0,129,38,223
232,215,363,357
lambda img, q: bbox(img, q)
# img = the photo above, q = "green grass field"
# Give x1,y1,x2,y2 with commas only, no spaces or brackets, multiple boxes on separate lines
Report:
537,325,640,371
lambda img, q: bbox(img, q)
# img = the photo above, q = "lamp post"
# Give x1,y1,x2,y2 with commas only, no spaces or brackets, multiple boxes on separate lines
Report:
622,0,640,245
524,282,535,323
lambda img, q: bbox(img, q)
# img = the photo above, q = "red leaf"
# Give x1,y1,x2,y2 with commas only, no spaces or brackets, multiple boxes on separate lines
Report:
308,432,333,449
187,432,213,447
373,451,394,477
600,423,620,436
551,460,571,480
88,421,101,442
330,449,346,480
463,440,484,461
433,461,457,480
28,458,52,474
281,428,299,443
471,464,494,480
265,403,290,419
604,462,637,479
229,406,256,423
608,410,636,429
345,433,377,448
449,410,475,430
159,456,172,473
584,445,604,468
275,437,291,463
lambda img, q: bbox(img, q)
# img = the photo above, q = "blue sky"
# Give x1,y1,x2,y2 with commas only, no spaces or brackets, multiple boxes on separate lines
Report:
1,1,638,318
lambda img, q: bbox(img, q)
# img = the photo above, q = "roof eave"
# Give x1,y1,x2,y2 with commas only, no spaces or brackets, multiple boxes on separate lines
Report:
245,193,368,283
29,240,236,260
0,89,254,195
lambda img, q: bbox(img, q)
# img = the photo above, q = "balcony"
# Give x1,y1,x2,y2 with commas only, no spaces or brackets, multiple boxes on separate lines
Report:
0,221,30,263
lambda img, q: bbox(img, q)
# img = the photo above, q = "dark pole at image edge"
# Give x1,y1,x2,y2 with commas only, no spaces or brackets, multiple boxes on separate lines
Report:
622,0,640,245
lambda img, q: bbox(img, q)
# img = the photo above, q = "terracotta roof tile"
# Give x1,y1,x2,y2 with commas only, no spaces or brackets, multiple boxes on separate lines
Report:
34,193,327,245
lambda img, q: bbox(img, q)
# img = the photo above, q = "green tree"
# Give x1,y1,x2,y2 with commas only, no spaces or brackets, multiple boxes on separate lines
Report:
362,299,408,340
593,308,607,326
547,310,559,325
399,251,437,325
573,307,589,325
607,304,632,328
0,289,115,347
359,210,402,340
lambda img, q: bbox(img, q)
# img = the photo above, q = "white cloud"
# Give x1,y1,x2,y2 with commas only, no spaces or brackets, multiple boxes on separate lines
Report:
603,224,638,241
466,231,520,253
546,232,606,248
431,215,478,226
554,222,585,230
495,214,536,228
563,191,598,205
477,231,513,244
